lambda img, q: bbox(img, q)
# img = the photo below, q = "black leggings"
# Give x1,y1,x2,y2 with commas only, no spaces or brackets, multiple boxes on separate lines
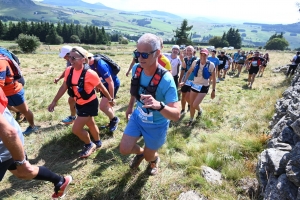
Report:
287,65,298,76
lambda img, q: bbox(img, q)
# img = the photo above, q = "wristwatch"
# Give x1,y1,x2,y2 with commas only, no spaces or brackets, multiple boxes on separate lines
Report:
14,158,26,166
108,98,114,102
157,102,165,112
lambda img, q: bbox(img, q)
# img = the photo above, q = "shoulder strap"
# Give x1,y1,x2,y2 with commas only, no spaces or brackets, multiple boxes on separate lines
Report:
66,67,74,87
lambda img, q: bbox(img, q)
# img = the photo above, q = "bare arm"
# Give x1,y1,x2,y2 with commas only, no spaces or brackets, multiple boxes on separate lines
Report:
48,81,68,112
181,61,196,83
104,76,115,99
0,112,25,161
126,58,136,77
126,95,136,120
96,81,113,102
54,70,66,84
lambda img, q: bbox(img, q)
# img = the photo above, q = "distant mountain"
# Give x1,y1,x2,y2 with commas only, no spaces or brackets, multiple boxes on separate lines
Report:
137,10,182,19
0,0,36,6
39,0,113,9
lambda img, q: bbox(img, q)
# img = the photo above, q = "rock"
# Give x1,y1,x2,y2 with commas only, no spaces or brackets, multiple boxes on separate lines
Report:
269,116,288,138
236,177,259,199
178,191,207,200
257,150,269,190
264,174,298,200
291,119,300,137
267,138,293,151
266,148,288,176
286,155,300,187
287,102,300,121
278,127,296,145
201,166,222,185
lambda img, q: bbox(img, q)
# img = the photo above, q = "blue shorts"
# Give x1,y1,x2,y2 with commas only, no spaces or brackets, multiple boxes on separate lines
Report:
124,111,169,150
7,88,25,107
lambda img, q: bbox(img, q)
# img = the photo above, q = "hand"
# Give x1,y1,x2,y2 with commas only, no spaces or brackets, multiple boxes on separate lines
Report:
16,161,36,178
179,52,184,60
95,88,100,93
126,71,129,77
140,94,160,110
108,100,115,107
179,82,185,87
125,106,134,121
48,101,57,112
54,78,60,84
211,91,215,99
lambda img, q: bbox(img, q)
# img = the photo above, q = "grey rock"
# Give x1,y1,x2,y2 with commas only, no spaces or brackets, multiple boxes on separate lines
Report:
278,127,296,145
256,150,269,189
178,191,207,200
264,174,298,200
287,102,300,121
286,155,300,187
266,148,289,176
236,177,259,199
267,138,293,151
201,166,222,185
291,119,300,137
269,116,288,138
289,142,300,158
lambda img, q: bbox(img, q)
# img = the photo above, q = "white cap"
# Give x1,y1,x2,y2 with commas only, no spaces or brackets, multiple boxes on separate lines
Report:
172,45,180,50
59,45,72,58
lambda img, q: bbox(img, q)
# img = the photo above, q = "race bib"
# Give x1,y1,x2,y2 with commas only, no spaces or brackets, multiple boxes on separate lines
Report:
191,83,202,92
137,106,153,123
252,61,258,67
219,60,224,65
240,57,244,60
185,80,193,86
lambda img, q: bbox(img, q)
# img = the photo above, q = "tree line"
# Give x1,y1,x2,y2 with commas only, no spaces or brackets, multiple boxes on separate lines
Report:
0,20,110,45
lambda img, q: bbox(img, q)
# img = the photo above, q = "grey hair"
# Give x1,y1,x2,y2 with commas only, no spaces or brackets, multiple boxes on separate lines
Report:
186,45,194,51
137,33,161,51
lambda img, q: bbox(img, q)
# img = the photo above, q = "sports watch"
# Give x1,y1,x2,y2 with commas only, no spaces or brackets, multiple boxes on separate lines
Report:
14,158,26,166
157,101,165,112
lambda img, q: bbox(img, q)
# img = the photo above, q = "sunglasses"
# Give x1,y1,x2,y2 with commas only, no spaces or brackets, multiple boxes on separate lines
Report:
134,49,158,59
69,56,82,61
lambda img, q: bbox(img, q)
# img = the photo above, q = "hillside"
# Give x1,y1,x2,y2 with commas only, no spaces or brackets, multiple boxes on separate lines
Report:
0,0,300,49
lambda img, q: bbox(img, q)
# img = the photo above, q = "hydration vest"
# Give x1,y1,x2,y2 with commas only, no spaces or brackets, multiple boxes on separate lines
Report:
66,65,95,100
193,60,211,79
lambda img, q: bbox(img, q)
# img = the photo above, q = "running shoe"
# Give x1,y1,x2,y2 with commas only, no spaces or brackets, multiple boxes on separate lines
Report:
180,109,186,115
196,109,203,119
52,175,73,199
62,116,76,124
146,156,160,175
109,116,120,132
216,78,220,83
23,126,38,135
79,143,96,158
187,120,193,127
129,154,144,169
15,112,25,122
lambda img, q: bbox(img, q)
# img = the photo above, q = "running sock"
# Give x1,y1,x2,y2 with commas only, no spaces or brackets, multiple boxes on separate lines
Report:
94,140,102,146
84,143,93,148
34,166,63,186
190,118,194,121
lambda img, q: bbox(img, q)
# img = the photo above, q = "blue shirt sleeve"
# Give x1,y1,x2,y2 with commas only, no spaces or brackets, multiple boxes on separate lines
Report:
97,60,111,79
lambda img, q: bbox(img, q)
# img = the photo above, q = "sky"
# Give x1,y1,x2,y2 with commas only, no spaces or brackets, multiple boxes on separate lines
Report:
83,0,300,24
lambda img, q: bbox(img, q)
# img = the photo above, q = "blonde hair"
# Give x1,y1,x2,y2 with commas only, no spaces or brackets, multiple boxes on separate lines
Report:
71,46,89,63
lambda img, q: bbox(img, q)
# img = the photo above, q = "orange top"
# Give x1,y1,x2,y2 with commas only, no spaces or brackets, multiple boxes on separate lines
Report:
64,66,100,105
0,59,22,96
0,87,8,114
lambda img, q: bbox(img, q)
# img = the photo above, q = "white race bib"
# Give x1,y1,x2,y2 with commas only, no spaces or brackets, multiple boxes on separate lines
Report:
191,83,203,92
185,80,193,86
137,106,153,123
219,60,224,65
252,61,258,67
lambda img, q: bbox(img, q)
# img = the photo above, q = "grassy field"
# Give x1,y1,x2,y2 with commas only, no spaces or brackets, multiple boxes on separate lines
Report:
0,43,293,199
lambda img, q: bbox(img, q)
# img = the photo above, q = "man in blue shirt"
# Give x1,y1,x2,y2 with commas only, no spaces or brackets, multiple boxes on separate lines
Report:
232,49,241,73
119,33,180,176
208,50,219,69
88,54,120,132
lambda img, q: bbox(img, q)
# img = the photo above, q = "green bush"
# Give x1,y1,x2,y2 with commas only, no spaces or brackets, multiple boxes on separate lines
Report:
70,35,81,43
16,34,41,53
46,34,63,45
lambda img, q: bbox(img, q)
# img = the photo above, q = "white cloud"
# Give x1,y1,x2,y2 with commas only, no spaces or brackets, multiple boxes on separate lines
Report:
83,0,300,24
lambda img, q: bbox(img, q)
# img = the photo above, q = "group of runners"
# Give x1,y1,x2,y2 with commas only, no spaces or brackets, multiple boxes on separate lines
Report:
0,32,276,198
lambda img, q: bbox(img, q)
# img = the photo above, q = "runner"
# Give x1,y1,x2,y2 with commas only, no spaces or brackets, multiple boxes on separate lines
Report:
48,46,114,158
216,50,229,83
119,33,180,176
0,87,72,199
180,48,216,126
258,52,270,77
87,53,120,132
126,49,139,77
286,51,300,77
54,45,77,125
232,49,241,73
178,46,197,114
0,53,38,135
235,50,247,77
207,50,219,83
164,45,182,88
223,53,232,80
246,51,265,89
157,37,172,72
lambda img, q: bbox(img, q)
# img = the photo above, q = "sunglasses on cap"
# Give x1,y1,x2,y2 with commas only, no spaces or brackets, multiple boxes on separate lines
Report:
134,49,158,59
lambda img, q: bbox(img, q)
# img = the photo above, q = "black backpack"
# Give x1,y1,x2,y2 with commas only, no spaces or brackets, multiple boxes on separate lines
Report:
93,54,120,75
295,56,300,64
130,65,167,103
66,65,95,100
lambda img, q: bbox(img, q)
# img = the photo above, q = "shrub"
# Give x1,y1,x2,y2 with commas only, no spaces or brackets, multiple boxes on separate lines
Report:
70,35,80,43
46,34,63,45
16,33,41,53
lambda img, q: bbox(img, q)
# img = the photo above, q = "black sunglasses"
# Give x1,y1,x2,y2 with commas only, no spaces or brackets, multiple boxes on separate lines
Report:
134,49,158,59
69,56,82,61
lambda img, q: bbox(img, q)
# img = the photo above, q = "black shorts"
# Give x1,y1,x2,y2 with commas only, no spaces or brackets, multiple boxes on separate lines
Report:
100,86,119,98
218,65,225,71
191,85,210,93
181,85,191,93
173,75,179,88
0,154,28,181
76,98,98,117
249,67,259,75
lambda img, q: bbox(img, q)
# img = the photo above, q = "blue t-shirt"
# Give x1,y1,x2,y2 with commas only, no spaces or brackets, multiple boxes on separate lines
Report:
233,52,240,61
91,59,120,88
131,64,178,124
181,57,197,81
208,57,220,67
